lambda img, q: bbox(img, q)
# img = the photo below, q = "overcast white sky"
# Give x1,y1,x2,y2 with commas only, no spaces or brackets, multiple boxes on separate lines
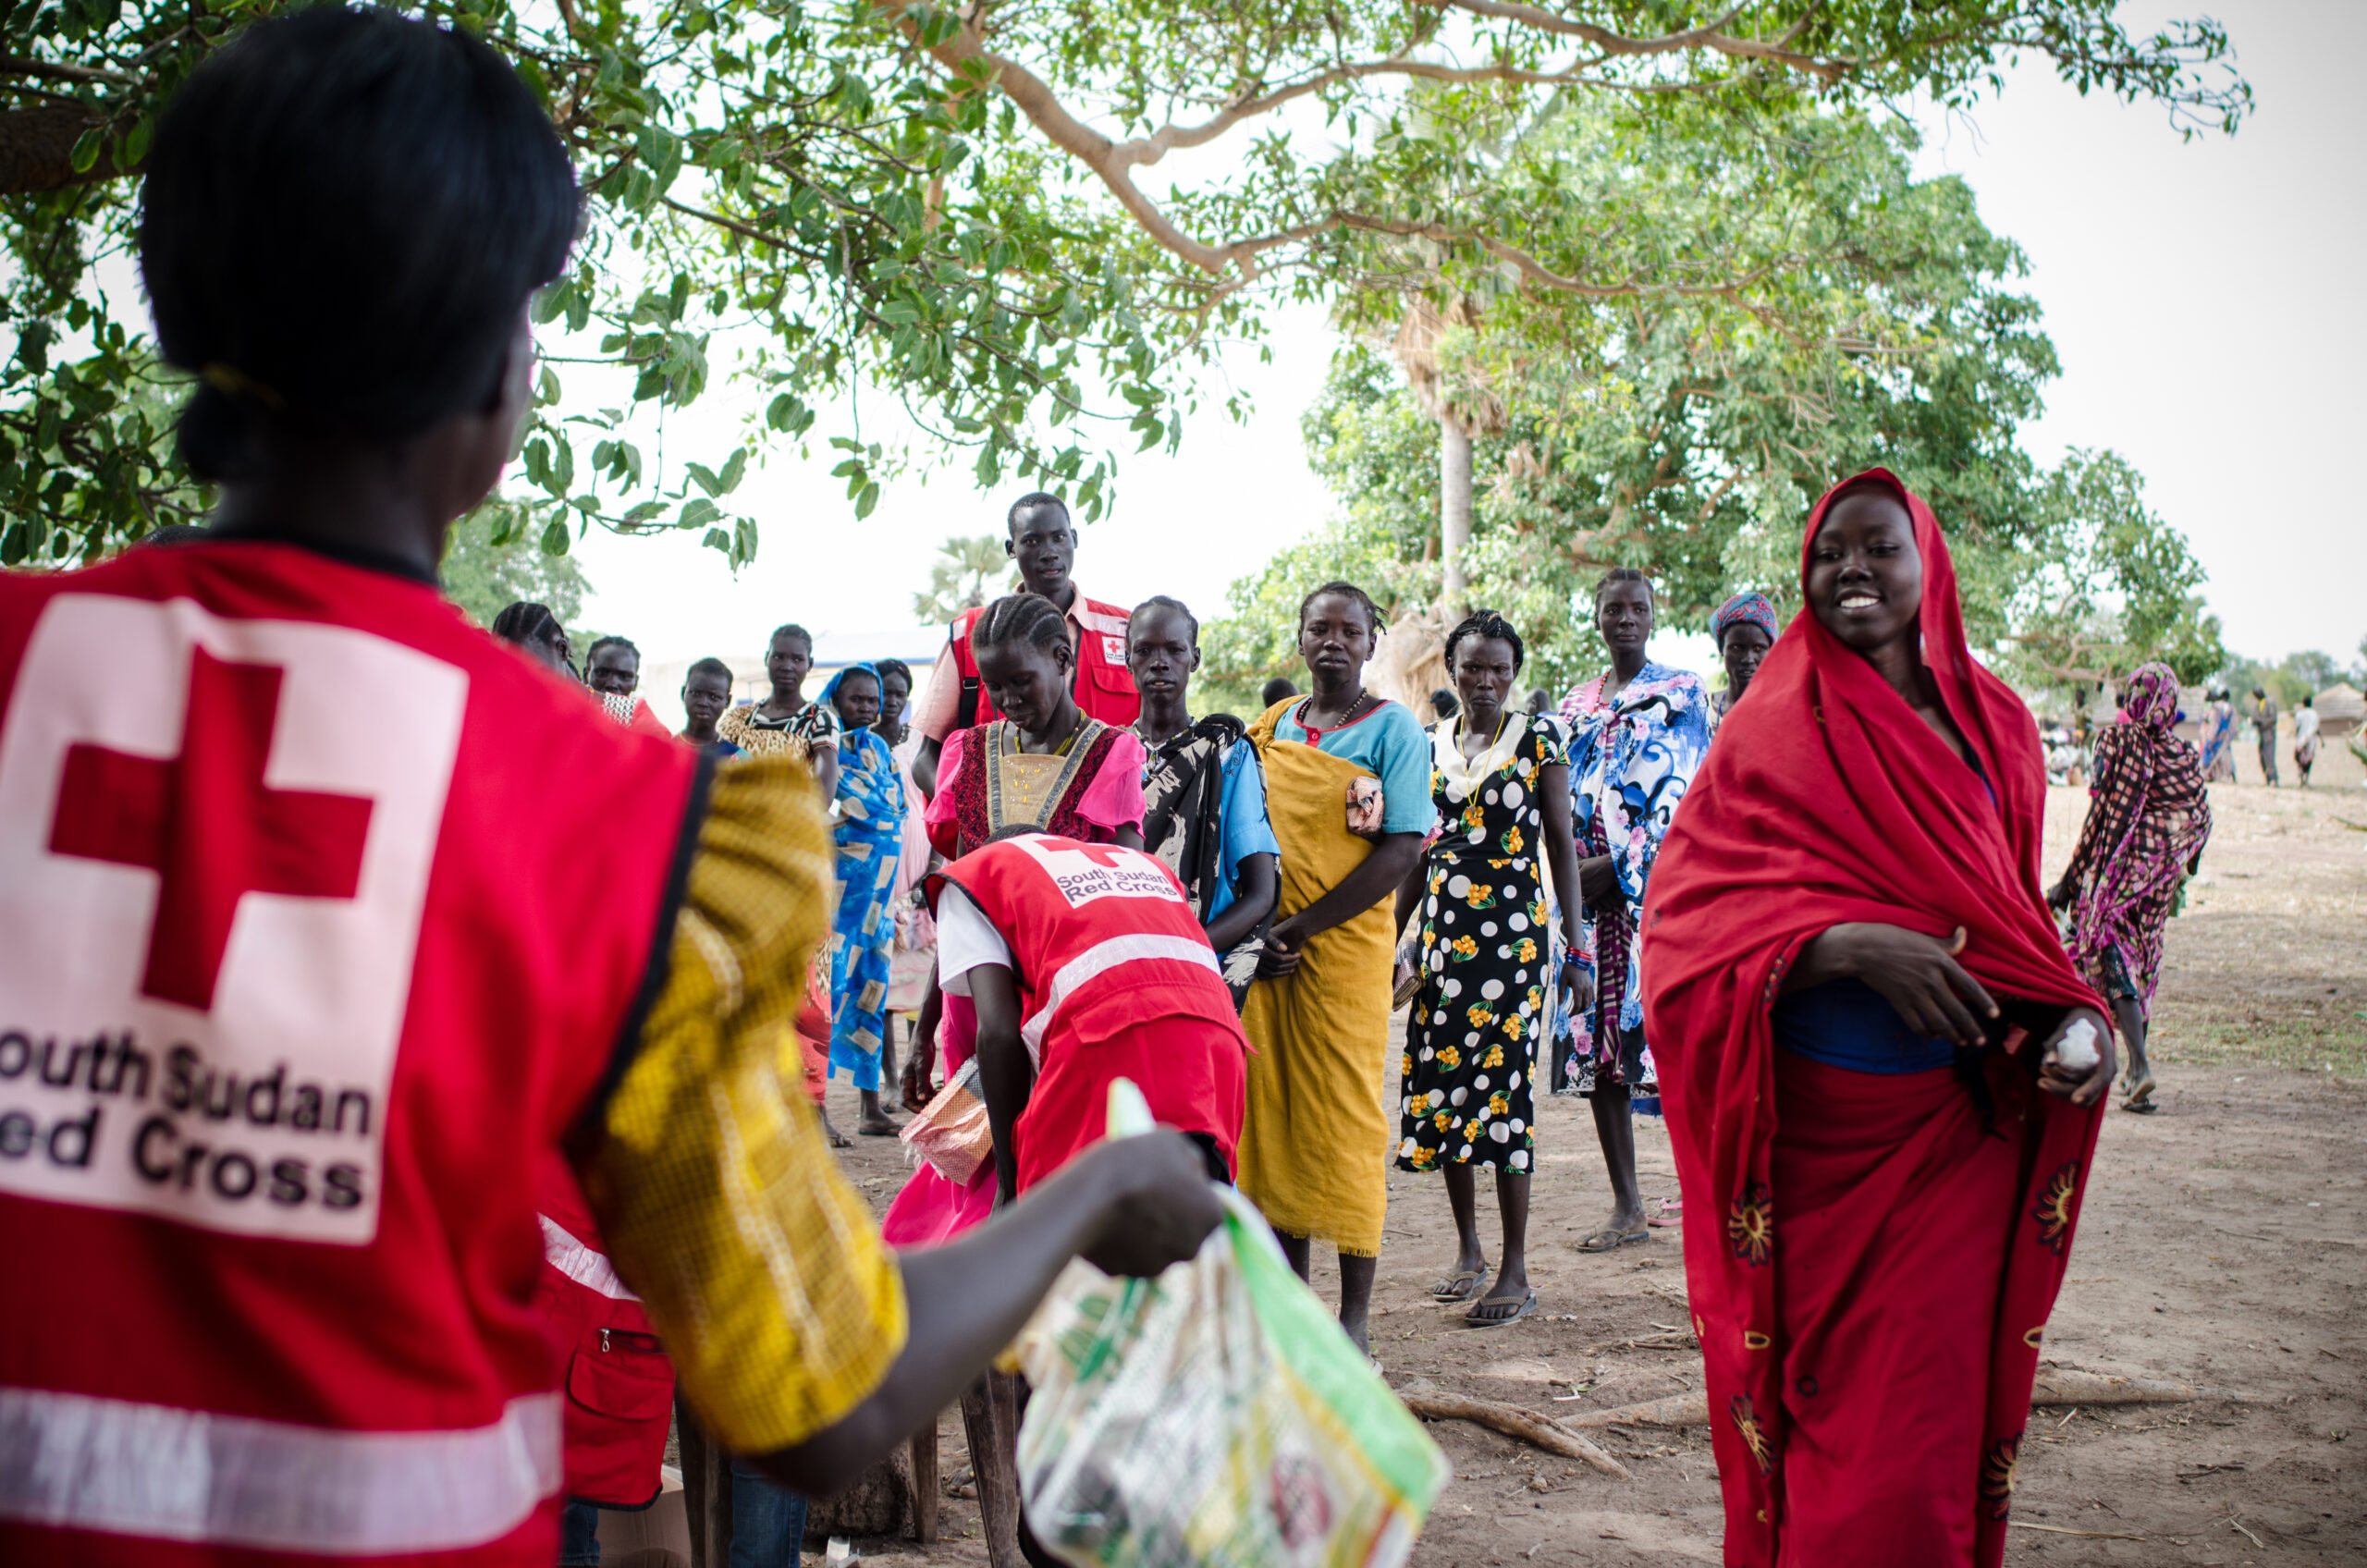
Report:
573,0,2364,679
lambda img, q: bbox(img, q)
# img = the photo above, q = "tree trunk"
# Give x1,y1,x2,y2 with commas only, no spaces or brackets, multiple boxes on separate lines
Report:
1439,411,1473,620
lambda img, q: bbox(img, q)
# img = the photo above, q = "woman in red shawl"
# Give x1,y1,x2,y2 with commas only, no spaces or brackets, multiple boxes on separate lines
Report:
1643,471,2116,1568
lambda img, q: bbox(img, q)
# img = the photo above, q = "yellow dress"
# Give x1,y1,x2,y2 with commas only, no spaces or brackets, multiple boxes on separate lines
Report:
1235,701,1400,1257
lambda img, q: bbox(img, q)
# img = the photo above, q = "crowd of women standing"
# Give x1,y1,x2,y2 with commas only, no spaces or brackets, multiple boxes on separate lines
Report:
500,470,2207,1568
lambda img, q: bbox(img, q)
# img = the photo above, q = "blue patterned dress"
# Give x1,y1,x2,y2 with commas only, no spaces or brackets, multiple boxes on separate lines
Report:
824,668,907,1093
1555,660,1711,1097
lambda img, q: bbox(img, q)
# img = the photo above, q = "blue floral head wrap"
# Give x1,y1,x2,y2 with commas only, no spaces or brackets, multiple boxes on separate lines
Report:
819,661,882,729
1711,591,1778,648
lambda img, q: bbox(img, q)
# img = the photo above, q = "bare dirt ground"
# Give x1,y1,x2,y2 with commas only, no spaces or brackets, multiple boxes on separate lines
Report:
817,756,2367,1566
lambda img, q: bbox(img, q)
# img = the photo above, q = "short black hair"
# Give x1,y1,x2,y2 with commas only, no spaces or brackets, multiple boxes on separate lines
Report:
491,601,563,647
971,594,1072,665
1006,492,1070,533
1591,567,1654,610
686,656,733,684
876,657,913,691
769,623,813,650
141,8,579,481
1128,594,1199,643
1444,608,1526,676
1298,581,1383,635
586,634,638,668
1429,689,1460,719
1261,677,1300,707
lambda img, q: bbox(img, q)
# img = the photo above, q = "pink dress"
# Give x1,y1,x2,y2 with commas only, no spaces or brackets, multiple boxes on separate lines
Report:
879,724,1147,1247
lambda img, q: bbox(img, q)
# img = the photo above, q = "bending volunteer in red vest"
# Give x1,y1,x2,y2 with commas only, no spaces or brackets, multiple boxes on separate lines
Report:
934,831,1250,1200
910,492,1139,797
0,17,1220,1566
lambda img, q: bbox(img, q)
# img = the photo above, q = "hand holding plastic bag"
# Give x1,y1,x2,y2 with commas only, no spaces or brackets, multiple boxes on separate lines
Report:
1014,1082,1450,1568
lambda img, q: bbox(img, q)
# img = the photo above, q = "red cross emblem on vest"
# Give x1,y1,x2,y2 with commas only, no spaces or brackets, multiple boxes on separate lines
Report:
46,647,374,1011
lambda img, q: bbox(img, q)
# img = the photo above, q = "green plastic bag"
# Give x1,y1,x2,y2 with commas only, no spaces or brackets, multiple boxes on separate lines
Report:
1012,1082,1450,1568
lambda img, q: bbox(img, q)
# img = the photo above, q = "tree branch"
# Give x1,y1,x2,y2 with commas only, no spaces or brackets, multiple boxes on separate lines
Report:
0,103,118,196
0,54,138,86
1427,0,1849,82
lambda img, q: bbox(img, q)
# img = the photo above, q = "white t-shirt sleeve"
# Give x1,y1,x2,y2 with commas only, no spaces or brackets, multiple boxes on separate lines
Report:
934,884,1012,997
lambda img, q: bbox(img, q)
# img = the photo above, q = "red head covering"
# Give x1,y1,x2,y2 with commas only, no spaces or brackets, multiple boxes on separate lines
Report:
1641,469,2103,1563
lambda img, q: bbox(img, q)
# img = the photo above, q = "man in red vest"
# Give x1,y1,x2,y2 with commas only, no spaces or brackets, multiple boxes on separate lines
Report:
0,16,1218,1566
934,830,1249,1201
910,494,1139,796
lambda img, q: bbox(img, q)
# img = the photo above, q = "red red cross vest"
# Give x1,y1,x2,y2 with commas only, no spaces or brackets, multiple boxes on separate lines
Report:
948,593,1141,730
934,834,1245,1189
0,540,701,1566
533,1153,674,1508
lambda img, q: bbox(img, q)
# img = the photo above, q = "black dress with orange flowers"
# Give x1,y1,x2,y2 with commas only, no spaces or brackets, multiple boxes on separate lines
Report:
1396,712,1569,1174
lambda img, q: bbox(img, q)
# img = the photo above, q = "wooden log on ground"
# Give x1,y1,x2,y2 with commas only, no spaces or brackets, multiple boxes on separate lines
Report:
2028,1366,2252,1406
1556,1366,2248,1434
1398,1392,1630,1478
1558,1391,1708,1431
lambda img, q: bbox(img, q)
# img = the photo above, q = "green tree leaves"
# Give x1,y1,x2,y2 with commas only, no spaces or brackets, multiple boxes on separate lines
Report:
4,0,2249,571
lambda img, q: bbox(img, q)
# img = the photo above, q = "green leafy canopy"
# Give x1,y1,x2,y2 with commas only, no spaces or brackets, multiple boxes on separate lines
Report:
3,1,2247,570
1201,101,2226,704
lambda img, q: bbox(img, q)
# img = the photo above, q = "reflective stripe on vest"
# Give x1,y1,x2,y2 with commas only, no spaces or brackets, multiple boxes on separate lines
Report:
538,1214,640,1303
1018,932,1220,1059
0,1385,561,1553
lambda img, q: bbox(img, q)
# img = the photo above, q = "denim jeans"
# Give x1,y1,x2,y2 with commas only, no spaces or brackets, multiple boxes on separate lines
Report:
727,1457,806,1568
558,1497,602,1566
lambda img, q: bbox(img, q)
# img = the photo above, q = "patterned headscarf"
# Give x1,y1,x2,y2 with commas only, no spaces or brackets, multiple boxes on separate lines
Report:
1710,591,1778,648
820,661,882,730
2116,663,2180,730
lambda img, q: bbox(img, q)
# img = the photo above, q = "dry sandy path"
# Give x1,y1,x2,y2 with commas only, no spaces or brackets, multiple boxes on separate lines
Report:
817,774,2367,1565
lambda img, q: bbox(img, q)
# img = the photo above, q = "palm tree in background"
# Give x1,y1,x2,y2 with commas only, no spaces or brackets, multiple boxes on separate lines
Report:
913,533,1010,626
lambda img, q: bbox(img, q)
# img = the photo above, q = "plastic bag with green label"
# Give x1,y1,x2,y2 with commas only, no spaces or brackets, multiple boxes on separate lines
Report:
1012,1082,1450,1568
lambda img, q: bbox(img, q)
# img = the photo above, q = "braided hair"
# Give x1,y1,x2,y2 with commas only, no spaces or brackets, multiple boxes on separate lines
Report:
1297,580,1384,635
970,594,1073,668
491,600,563,648
585,634,638,668
1444,608,1526,675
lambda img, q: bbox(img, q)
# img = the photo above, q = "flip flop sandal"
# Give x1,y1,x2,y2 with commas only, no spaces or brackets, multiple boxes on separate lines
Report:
1466,1290,1539,1329
857,1121,901,1137
1577,1226,1650,1253
1431,1266,1491,1304
1648,1197,1683,1228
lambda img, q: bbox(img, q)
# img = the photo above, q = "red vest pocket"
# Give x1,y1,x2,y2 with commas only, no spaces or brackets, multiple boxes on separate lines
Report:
566,1329,673,1421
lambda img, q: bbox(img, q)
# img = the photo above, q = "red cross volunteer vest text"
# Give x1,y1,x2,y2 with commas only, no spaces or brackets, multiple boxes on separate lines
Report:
935,834,1246,1187
948,594,1140,730
0,540,701,1566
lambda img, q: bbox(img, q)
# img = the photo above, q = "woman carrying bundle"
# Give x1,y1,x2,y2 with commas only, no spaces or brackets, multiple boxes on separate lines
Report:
1645,470,2115,1567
